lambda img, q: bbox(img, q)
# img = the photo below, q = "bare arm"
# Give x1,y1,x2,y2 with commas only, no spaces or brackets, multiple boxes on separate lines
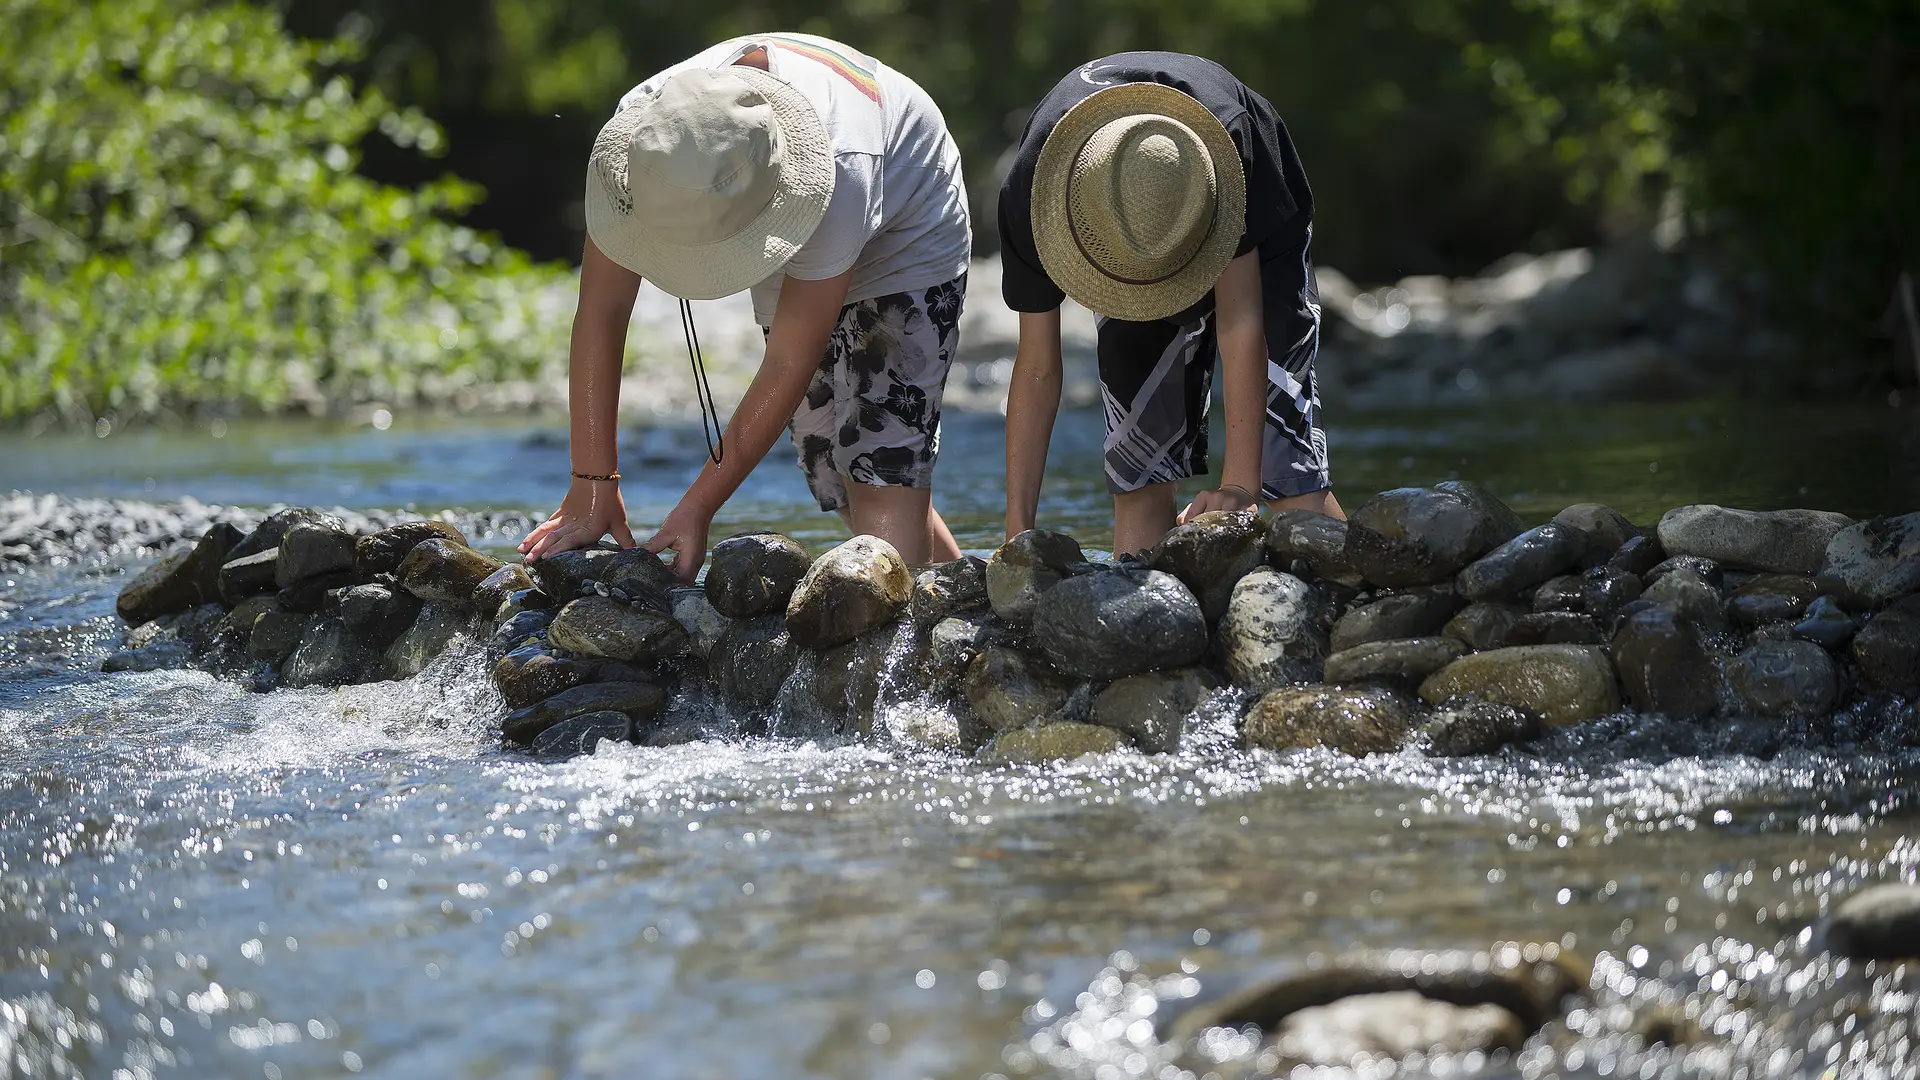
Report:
1180,253,1266,522
520,236,643,560
1004,308,1064,538
644,270,853,581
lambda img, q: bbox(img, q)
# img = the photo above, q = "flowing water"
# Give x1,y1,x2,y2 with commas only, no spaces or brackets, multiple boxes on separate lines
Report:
2,401,1919,1079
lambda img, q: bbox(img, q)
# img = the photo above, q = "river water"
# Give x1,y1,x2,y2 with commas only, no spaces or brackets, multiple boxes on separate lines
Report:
2,401,1918,1079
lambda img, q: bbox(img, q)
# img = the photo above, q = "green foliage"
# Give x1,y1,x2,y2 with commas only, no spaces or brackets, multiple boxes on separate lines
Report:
0,0,568,424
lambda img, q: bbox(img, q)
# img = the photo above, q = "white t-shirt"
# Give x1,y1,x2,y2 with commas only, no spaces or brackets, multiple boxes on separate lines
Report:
619,33,972,324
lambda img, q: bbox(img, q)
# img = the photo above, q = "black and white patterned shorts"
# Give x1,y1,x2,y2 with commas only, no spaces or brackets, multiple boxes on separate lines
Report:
1096,231,1329,500
772,274,965,513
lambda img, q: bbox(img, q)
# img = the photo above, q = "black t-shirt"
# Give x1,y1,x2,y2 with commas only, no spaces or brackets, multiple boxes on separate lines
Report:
998,52,1314,323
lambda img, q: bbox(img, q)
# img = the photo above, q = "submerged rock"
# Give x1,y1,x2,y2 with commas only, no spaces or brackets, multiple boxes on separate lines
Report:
1791,595,1859,651
383,602,472,678
1217,568,1328,691
1725,573,1820,629
785,535,912,651
1419,701,1540,756
811,623,919,735
1244,685,1415,756
1853,596,1920,696
911,555,990,627
1330,585,1463,653
548,596,689,663
1656,505,1853,575
1032,568,1208,680
1343,482,1524,588
502,681,665,745
1553,503,1640,566
282,618,376,688
927,614,1001,692
986,529,1084,628
275,521,357,587
1826,883,1920,960
1267,509,1362,585
1504,611,1604,647
709,614,798,713
1456,523,1582,602
1265,991,1527,1063
982,722,1126,763
1323,637,1467,687
1152,509,1266,622
1611,605,1717,720
964,646,1073,732
704,532,812,618
526,711,633,758
116,523,243,625
1818,513,1920,609
1419,645,1620,727
1090,667,1222,754
1442,602,1521,652
354,519,469,579
1724,640,1839,718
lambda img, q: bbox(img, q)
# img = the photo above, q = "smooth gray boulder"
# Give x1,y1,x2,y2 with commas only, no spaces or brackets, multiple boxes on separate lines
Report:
116,522,243,625
1827,884,1920,959
1852,596,1920,696
1267,509,1362,585
709,615,797,712
1611,604,1717,719
1818,513,1920,608
1419,645,1620,727
398,538,504,609
785,535,912,650
355,519,468,579
964,646,1074,733
1324,637,1467,687
1456,523,1582,602
1090,667,1222,754
1723,640,1839,718
383,601,472,678
982,723,1126,763
1330,585,1464,653
1031,568,1208,681
1656,505,1852,575
1343,482,1524,587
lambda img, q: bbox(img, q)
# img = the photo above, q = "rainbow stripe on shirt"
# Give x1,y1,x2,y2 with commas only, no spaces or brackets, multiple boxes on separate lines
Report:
736,33,881,104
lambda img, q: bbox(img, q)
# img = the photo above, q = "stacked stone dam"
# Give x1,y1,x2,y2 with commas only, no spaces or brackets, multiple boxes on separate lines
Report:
108,485,1920,761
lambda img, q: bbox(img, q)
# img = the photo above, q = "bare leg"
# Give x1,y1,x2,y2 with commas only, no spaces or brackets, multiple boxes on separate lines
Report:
1113,482,1179,557
1268,488,1345,521
841,482,961,566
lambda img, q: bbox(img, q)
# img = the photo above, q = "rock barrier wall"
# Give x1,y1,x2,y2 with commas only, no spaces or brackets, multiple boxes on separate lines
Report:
105,487,1920,761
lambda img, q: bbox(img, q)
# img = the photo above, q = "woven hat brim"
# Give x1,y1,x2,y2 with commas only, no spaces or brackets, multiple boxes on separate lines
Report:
1031,82,1246,322
583,67,835,300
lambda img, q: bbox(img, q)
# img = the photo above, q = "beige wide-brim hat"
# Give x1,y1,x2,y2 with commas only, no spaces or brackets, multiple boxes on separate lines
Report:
584,66,834,300
1031,82,1246,321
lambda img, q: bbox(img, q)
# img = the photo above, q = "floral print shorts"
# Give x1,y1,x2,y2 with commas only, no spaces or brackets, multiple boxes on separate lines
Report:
773,274,964,513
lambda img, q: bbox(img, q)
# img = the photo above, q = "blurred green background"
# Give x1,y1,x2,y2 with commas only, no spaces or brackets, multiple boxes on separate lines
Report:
1,0,1915,424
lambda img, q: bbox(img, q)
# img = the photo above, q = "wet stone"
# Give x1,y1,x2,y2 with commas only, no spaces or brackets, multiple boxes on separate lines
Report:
982,722,1127,764
1792,595,1859,651
398,539,505,610
355,519,469,579
927,614,999,692
964,646,1073,733
276,571,358,614
1217,568,1328,692
1645,554,1723,588
282,618,376,689
526,711,632,759
502,681,665,745
1152,509,1266,623
1419,645,1620,727
493,641,596,709
1270,992,1526,1064
785,535,912,651
1267,509,1362,585
116,522,243,625
216,594,285,649
1342,481,1525,588
1505,611,1604,647
529,545,675,608
1725,573,1819,629
101,635,196,673
1032,567,1208,681
1324,636,1468,687
1817,513,1920,609
986,529,1085,628
471,564,535,623
242,609,307,664
1244,685,1416,756
331,583,422,647
1639,567,1727,634
1611,604,1718,720
383,601,473,679
911,555,990,627
1442,602,1521,652
1531,575,1585,614
1580,565,1644,629
670,587,728,661
548,596,688,664
1553,503,1641,567
275,521,357,588
490,610,554,662
493,587,554,626
1456,523,1582,602
709,615,797,713
1330,584,1464,654
1419,700,1540,756
217,549,281,606
811,623,920,736
1657,504,1853,575
1852,596,1920,697
704,532,812,618
1724,639,1839,718
228,508,345,563
1826,883,1920,960
1090,667,1222,754
1607,533,1667,578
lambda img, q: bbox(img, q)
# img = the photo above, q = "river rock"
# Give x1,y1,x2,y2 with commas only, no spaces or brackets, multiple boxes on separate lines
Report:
709,615,797,712
1580,565,1644,629
1457,523,1582,602
1639,568,1726,634
1532,575,1585,613
1267,991,1527,1063
275,570,357,614
986,530,1085,628
927,614,999,692
964,646,1073,732
1033,567,1208,681
1553,503,1641,566
670,587,728,661
783,535,912,651
216,594,284,649
1607,533,1667,577
1244,685,1416,756
116,522,243,625
1724,640,1839,718
1343,482,1524,588
525,711,633,758
1330,585,1464,653
490,608,552,658
1153,509,1266,622
1646,555,1723,588
1792,595,1859,650
528,545,676,608
1418,700,1540,756
228,507,344,563
1826,883,1920,959
1818,513,1920,608
1267,509,1362,585
1657,505,1853,575
704,532,812,618
471,564,535,622
397,538,504,609
811,623,920,734
217,549,281,606
1324,637,1467,687
282,617,375,688
911,556,990,627
248,609,309,664
354,519,469,579
982,722,1127,763
383,601,472,678
548,596,689,663
1442,602,1521,651
492,640,596,709
1852,596,1920,696
1725,573,1819,629
274,521,357,587
1611,605,1717,719
1090,667,1222,754
494,587,554,626
1419,645,1620,727
333,582,422,648
502,681,666,745
1217,568,1327,690
1505,611,1604,647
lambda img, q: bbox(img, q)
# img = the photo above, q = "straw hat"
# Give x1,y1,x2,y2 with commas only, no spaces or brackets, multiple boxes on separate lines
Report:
584,67,835,300
1031,82,1245,321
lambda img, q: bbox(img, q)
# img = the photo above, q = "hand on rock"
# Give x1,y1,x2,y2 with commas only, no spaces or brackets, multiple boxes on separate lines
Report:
643,500,714,584
1178,485,1260,525
519,479,636,561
